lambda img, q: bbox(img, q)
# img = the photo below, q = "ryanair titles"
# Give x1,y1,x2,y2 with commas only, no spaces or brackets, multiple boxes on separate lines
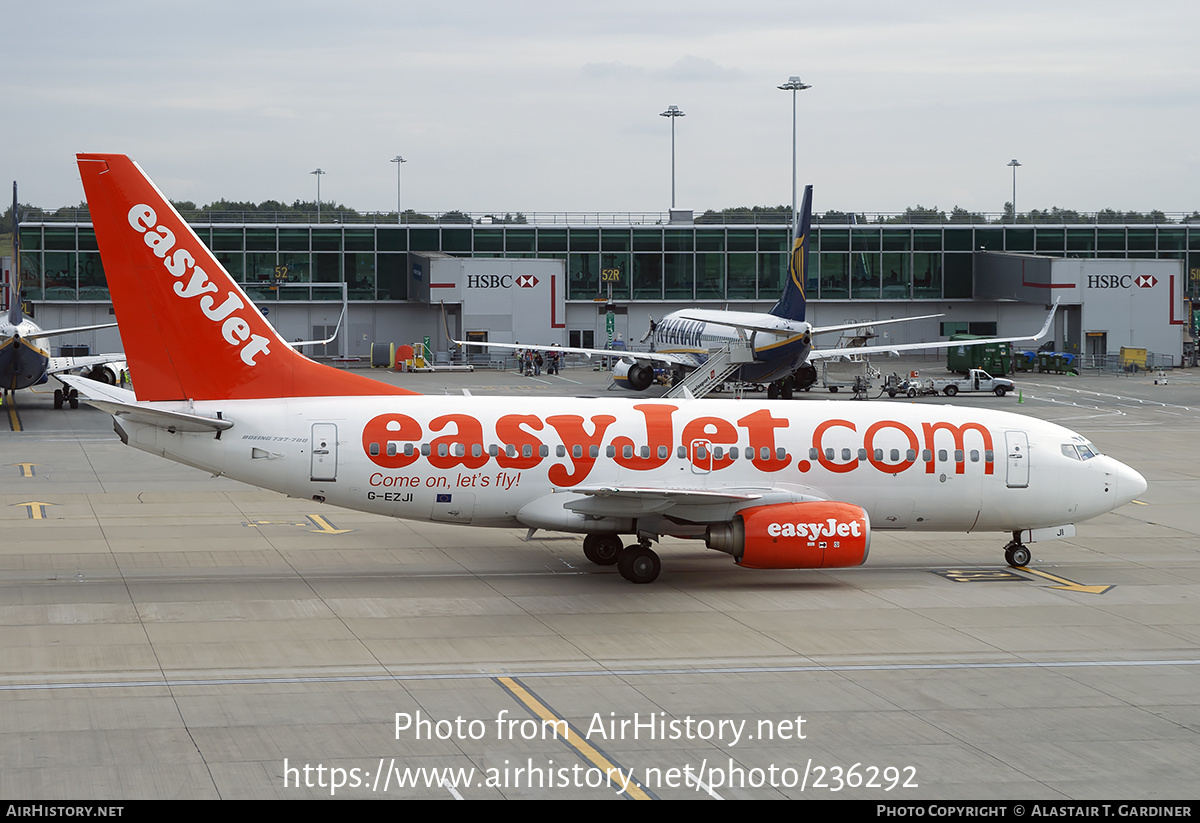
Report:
654,319,705,349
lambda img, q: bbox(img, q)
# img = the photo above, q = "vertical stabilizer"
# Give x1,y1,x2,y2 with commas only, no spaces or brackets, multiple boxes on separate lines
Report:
76,154,416,402
769,184,812,323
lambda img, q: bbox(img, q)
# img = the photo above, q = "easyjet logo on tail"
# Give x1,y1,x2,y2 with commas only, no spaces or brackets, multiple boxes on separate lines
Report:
127,204,271,366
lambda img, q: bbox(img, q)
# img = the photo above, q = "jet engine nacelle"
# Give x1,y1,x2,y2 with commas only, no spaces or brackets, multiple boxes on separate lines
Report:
614,360,655,391
705,501,871,569
83,361,125,385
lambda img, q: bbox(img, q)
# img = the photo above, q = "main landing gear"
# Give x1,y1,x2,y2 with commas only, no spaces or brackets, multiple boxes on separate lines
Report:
582,534,621,566
53,388,79,409
1003,536,1031,568
617,543,661,584
767,374,796,400
581,534,661,583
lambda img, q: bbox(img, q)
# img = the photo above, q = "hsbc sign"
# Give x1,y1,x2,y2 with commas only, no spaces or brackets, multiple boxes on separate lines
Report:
1087,274,1158,289
467,274,540,289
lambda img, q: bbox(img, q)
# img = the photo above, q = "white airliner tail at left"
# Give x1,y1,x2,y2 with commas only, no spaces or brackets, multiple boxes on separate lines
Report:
65,153,1146,584
2,252,122,406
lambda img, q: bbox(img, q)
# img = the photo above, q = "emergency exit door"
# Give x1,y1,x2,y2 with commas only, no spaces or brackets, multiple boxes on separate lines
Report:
1005,431,1029,489
311,423,338,482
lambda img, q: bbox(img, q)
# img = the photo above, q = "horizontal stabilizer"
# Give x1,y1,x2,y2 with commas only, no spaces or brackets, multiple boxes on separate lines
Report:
58,375,233,433
26,322,118,341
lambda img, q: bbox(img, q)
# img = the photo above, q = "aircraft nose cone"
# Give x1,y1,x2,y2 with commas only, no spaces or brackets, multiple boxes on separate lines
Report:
1115,460,1147,505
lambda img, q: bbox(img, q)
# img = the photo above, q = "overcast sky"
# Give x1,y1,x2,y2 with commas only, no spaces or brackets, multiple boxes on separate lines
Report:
6,1,1198,217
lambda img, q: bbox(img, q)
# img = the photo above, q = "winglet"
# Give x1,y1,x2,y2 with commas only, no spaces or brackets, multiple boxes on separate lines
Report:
1034,298,1060,341
75,154,416,401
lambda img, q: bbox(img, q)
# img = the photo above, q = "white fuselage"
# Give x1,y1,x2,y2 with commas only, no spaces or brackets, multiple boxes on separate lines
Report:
113,395,1141,540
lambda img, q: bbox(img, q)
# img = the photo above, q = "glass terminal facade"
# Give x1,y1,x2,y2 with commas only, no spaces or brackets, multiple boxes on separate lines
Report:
16,221,1200,305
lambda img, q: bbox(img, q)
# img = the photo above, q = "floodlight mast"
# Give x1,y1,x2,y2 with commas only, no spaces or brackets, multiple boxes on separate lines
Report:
778,76,812,233
391,156,407,224
659,105,685,209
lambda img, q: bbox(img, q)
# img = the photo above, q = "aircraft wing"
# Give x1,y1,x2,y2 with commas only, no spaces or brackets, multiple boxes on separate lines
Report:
810,314,945,336
543,483,833,521
671,310,944,339
47,354,126,376
58,375,232,433
452,338,701,368
808,300,1058,361
26,322,118,341
289,308,343,350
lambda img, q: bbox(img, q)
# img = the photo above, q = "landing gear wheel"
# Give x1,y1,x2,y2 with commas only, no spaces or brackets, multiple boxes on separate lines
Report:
780,375,795,400
617,545,661,584
582,534,621,566
1005,544,1031,568
767,382,779,399
68,388,79,409
944,385,958,396
53,389,64,409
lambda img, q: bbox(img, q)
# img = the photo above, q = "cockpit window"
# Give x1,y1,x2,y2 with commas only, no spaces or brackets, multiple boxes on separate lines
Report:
1062,440,1099,461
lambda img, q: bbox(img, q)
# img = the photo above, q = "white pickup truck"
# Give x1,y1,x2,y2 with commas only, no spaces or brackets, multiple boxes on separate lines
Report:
930,368,1015,397
887,368,1016,398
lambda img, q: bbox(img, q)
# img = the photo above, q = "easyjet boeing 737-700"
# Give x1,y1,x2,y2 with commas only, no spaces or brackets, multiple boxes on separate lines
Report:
62,154,1146,583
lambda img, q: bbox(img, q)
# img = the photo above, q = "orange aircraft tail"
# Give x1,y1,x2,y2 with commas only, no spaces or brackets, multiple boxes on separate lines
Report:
76,153,415,402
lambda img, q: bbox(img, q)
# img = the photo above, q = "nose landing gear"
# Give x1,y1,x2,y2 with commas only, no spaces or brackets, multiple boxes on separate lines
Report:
1003,538,1031,568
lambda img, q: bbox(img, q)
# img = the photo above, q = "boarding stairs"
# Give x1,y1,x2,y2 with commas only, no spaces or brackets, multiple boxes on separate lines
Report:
664,341,754,399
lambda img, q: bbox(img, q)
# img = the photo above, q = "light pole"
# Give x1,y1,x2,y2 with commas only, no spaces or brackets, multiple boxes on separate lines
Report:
659,105,685,209
391,156,406,223
778,76,811,231
1008,158,1021,223
310,168,325,223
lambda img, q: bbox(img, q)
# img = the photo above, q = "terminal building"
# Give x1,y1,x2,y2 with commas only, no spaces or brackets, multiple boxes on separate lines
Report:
14,212,1197,367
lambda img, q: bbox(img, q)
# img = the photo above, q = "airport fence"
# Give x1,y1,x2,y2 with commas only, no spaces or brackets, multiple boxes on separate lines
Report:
1078,353,1177,374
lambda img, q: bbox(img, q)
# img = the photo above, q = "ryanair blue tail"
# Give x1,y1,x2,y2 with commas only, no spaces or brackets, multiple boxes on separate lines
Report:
769,184,812,323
